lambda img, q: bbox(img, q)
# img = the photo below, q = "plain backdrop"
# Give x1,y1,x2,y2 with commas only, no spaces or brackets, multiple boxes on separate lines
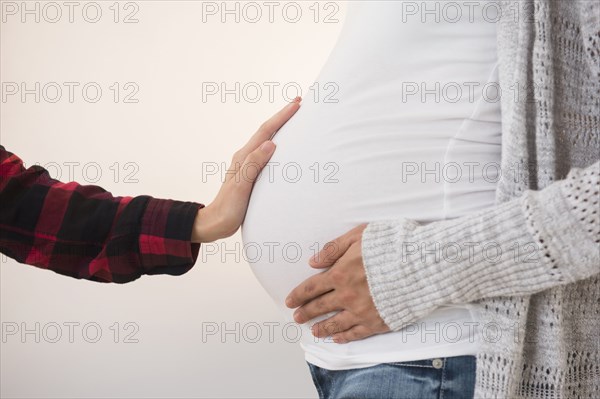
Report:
0,1,347,397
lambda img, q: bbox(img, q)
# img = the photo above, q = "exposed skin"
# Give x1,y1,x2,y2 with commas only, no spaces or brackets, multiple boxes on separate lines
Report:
192,97,301,243
193,96,385,344
285,224,391,343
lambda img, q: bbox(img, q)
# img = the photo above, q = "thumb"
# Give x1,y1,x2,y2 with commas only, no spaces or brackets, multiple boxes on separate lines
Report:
236,140,276,189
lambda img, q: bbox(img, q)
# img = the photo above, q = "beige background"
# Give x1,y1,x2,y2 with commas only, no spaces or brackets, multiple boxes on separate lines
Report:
0,1,346,397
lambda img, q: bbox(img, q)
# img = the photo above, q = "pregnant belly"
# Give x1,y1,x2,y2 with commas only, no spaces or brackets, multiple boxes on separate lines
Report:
241,99,500,369
244,104,445,305
243,96,500,302
240,0,502,369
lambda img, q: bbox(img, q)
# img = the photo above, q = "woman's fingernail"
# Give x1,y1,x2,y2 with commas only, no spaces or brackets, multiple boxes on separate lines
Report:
286,97,301,108
260,141,275,153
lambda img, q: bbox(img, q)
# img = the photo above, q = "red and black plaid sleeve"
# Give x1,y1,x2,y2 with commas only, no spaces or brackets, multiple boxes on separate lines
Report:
0,145,203,283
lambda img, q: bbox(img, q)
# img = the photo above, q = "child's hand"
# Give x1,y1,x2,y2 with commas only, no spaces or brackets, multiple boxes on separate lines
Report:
191,97,301,243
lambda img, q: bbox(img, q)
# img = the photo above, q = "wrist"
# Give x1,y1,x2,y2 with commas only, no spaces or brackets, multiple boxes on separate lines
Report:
192,206,219,243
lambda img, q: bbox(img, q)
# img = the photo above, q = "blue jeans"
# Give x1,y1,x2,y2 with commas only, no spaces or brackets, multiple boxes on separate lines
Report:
307,356,476,399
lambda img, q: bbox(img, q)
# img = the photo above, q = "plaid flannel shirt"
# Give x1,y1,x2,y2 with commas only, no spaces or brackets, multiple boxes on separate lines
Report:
0,145,203,283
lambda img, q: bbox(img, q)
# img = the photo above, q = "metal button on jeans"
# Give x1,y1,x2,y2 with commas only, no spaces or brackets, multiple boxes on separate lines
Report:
432,358,444,369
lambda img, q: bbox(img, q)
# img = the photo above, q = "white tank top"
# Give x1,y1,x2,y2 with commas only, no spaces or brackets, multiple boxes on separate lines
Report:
242,0,502,370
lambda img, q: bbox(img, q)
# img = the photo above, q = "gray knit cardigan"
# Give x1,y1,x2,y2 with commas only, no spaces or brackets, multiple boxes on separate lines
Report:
361,1,600,398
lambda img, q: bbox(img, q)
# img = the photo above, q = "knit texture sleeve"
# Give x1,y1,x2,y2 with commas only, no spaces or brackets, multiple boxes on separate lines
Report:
362,161,600,331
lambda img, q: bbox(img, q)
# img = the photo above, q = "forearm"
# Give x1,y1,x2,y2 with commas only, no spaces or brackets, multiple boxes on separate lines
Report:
0,146,203,283
362,161,600,330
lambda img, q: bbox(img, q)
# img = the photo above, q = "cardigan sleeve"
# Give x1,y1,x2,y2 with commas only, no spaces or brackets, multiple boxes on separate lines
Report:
362,161,600,331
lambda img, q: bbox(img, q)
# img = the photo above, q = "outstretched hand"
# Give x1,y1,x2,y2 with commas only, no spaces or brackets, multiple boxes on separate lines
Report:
192,98,301,243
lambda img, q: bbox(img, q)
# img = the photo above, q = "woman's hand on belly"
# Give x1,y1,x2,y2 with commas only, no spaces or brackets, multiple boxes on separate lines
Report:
285,224,391,343
192,98,301,243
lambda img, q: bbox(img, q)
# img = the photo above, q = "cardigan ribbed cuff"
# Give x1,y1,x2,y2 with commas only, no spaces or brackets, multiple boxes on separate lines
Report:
361,199,547,332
